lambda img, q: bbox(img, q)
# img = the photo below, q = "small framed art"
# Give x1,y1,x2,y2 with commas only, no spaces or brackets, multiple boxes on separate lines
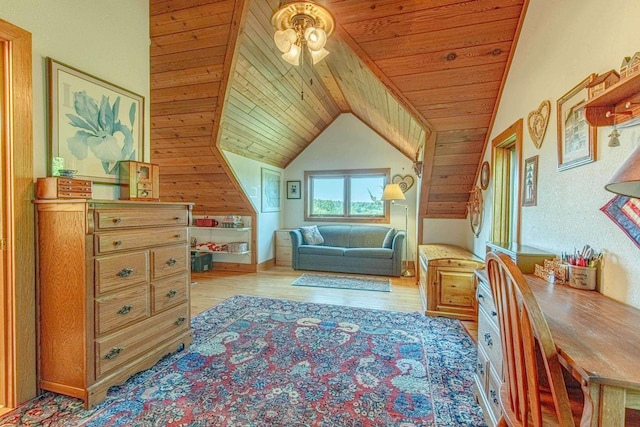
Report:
261,168,281,212
287,180,301,199
522,155,538,207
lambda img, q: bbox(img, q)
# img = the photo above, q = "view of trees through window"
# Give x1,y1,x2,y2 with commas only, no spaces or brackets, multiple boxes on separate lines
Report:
306,170,387,220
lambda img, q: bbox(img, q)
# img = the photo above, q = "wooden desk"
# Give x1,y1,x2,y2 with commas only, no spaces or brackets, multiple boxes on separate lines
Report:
477,270,640,427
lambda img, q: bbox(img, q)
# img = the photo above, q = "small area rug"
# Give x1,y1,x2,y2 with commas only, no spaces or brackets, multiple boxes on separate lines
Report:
0,295,485,426
292,273,392,292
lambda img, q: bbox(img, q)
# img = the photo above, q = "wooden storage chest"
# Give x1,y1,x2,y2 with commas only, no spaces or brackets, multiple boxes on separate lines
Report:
418,244,484,320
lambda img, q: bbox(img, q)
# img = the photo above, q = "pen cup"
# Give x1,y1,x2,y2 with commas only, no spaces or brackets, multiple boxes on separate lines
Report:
568,265,597,290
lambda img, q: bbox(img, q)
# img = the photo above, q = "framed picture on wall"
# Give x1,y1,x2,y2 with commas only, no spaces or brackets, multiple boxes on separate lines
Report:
261,168,281,212
286,180,301,199
556,74,597,171
522,155,538,207
48,58,144,183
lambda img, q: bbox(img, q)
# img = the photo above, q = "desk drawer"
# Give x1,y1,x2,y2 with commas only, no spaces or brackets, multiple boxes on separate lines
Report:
95,209,189,230
95,228,187,255
95,285,149,336
487,365,503,422
152,245,188,279
479,306,502,375
95,252,149,295
477,280,499,330
95,303,189,378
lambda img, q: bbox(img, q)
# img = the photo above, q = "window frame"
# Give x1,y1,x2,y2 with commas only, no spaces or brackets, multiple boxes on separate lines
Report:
304,168,391,223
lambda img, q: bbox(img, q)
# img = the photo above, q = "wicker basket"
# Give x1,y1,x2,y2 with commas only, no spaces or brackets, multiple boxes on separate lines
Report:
227,241,248,253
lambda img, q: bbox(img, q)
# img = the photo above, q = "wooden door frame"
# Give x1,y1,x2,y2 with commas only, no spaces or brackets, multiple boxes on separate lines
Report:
0,18,35,408
491,119,523,244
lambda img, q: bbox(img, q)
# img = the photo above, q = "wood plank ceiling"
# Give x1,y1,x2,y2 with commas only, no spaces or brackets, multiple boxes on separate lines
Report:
150,0,528,219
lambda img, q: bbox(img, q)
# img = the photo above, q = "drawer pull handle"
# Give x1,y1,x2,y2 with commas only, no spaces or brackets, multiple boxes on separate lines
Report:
117,305,133,315
174,316,186,326
477,363,485,375
113,240,122,247
166,289,177,298
112,218,122,224
477,293,484,300
174,234,181,239
484,332,493,348
117,268,134,277
491,310,497,317
173,217,180,221
103,347,124,360
490,388,499,405
166,258,177,266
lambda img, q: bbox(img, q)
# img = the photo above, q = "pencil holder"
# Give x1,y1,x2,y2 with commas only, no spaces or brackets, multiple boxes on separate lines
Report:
568,265,597,290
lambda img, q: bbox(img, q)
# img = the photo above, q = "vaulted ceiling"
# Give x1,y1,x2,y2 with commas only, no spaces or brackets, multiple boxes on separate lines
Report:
150,0,528,218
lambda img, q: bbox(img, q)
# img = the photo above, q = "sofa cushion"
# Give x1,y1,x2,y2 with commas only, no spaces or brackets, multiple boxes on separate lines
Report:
344,248,393,259
298,245,345,256
382,228,396,248
347,226,389,248
314,226,351,247
300,225,324,245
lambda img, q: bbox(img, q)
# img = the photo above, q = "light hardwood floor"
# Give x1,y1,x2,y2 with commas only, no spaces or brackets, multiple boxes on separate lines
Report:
189,266,478,340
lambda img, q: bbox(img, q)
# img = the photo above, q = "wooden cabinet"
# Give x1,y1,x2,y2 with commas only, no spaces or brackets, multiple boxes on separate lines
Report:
418,244,484,320
473,270,503,427
275,229,294,266
35,199,193,408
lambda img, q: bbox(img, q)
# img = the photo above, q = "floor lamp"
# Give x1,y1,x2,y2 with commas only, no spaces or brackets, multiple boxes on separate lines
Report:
382,183,413,277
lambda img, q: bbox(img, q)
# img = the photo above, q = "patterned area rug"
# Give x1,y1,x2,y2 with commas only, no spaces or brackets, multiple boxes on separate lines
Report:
0,295,485,426
292,273,392,292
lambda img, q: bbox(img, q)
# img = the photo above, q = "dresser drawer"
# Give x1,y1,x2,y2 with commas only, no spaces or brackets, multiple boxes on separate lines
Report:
487,365,503,422
477,279,499,330
151,273,189,314
276,247,292,266
476,343,490,394
95,209,188,230
95,252,149,295
95,227,187,255
152,245,188,279
275,231,292,245
95,303,189,378
479,306,502,375
95,285,149,336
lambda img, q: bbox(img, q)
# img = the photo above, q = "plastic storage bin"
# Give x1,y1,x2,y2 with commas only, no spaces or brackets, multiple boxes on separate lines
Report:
191,251,213,272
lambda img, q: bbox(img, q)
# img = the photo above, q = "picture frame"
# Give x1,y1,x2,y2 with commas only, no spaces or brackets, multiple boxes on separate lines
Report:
286,180,301,199
480,161,490,190
261,168,281,212
522,155,538,207
556,74,597,171
48,58,144,183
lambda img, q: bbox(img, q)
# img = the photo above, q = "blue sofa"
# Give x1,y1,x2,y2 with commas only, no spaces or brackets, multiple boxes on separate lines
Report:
289,225,405,276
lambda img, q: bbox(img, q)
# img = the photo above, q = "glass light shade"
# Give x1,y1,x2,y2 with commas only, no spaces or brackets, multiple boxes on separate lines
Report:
309,47,329,64
304,26,327,51
381,183,406,201
608,128,621,147
605,145,640,198
281,43,301,66
274,28,297,53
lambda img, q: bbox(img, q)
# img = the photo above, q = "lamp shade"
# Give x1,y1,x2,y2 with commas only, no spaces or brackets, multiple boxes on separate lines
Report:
304,27,327,51
605,145,640,197
381,183,406,201
281,43,301,66
274,28,298,53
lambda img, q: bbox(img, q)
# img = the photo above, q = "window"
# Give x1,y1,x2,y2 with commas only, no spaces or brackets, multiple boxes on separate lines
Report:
304,169,390,223
491,119,523,243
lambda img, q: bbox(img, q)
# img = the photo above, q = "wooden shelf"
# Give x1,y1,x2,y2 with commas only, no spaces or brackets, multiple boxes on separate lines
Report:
584,72,640,127
191,249,250,255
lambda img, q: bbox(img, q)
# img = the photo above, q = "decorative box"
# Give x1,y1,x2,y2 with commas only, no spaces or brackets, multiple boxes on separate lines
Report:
118,161,160,201
534,264,555,283
191,251,213,272
36,177,92,199
544,258,569,285
227,241,248,253
194,217,218,227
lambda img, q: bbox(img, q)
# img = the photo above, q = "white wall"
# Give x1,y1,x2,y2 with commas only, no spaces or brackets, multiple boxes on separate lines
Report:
284,113,417,264
2,0,150,199
472,0,640,308
422,218,473,251
223,151,283,264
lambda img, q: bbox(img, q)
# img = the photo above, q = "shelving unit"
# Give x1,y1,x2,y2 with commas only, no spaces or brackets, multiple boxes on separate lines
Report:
584,72,640,127
190,215,252,265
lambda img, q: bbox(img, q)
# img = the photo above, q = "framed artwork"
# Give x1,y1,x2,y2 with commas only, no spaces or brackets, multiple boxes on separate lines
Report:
522,155,538,207
286,180,301,199
48,58,144,183
480,161,490,190
261,168,281,212
556,74,596,171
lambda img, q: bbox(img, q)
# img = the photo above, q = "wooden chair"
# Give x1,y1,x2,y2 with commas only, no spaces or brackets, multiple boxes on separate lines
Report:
485,251,591,427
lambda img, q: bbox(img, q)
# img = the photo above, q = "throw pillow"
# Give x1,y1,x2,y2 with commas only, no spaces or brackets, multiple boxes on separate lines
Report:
300,225,324,245
382,228,396,248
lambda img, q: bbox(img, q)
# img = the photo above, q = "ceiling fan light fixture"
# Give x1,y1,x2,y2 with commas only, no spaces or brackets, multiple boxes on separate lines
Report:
271,1,334,66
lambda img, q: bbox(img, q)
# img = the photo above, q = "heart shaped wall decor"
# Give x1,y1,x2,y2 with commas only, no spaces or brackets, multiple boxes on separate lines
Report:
392,174,414,193
527,100,551,149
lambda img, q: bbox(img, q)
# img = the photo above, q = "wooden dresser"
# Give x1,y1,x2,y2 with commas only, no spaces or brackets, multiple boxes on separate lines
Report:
275,229,294,266
35,199,194,408
418,244,484,320
473,270,503,427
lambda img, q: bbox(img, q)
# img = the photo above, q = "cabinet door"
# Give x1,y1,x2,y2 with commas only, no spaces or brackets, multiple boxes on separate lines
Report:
433,266,477,319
